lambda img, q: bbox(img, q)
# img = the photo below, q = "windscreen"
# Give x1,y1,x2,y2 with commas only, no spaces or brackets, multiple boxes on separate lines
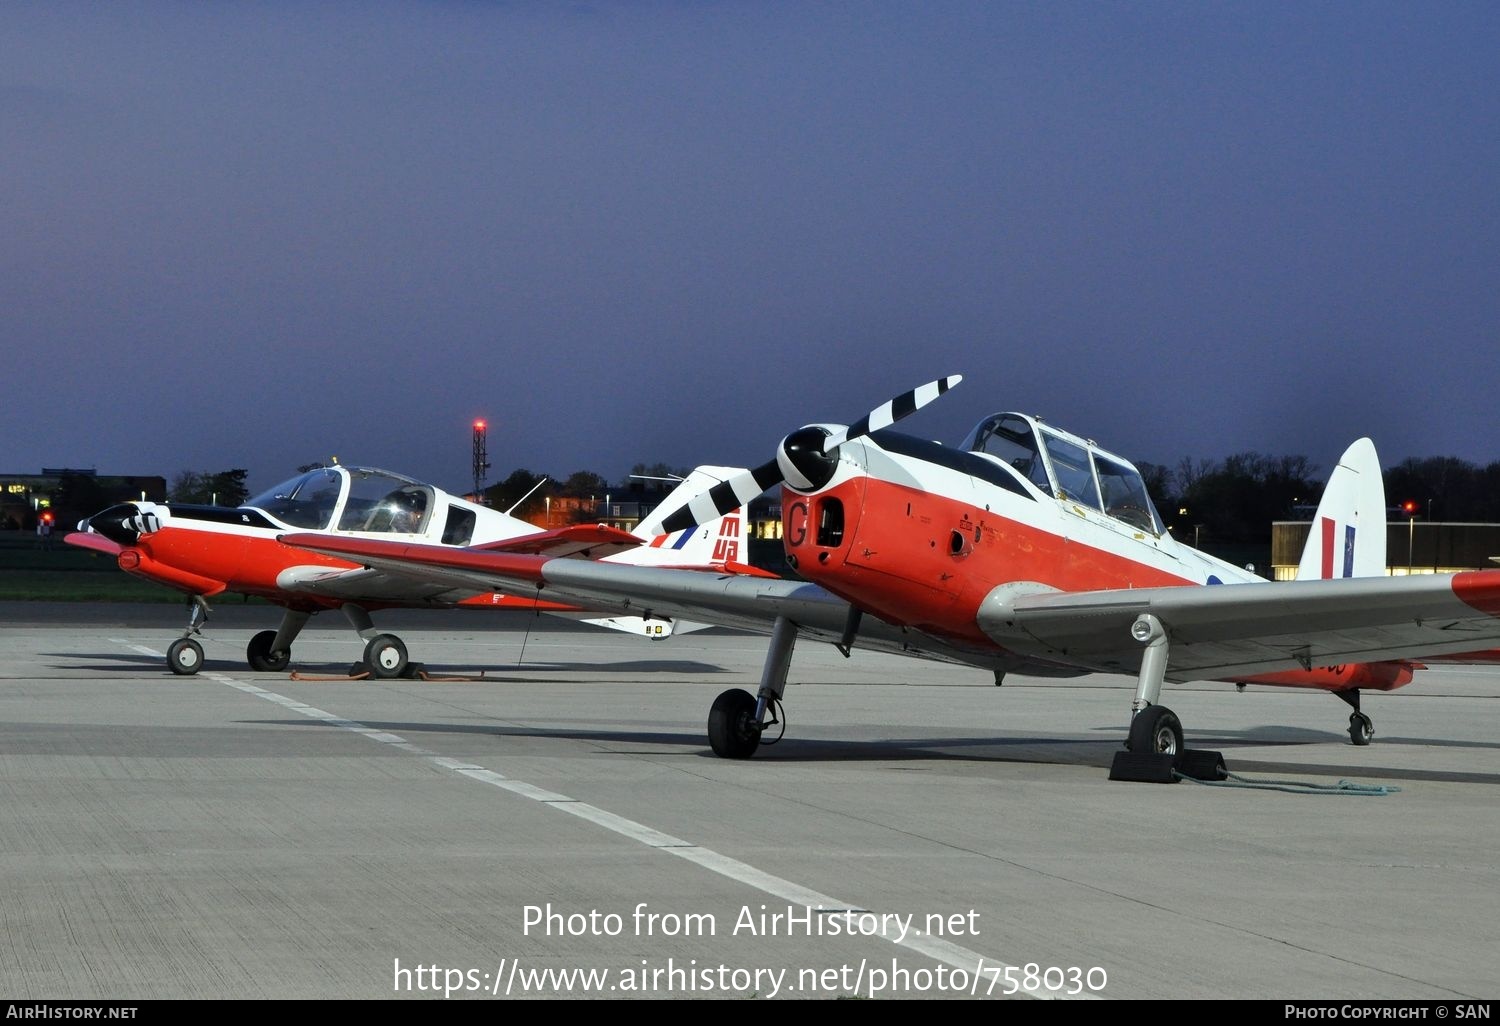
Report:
968,414,1052,491
245,468,343,530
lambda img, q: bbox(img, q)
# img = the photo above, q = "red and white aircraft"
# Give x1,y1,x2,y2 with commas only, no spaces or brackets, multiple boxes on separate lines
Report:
282,377,1500,761
66,464,763,677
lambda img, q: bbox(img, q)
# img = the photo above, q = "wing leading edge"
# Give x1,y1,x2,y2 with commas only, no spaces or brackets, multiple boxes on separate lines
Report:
977,571,1500,679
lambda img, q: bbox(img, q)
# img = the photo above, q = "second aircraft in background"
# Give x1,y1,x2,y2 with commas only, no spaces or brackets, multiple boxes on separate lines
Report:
66,464,763,677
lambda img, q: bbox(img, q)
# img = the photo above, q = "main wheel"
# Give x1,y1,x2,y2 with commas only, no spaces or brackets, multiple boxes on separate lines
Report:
364,634,409,679
708,688,761,759
246,630,291,672
167,638,204,676
1349,712,1374,746
1127,705,1183,756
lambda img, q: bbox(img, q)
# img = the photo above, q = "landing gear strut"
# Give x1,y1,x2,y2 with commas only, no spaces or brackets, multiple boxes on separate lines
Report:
1336,690,1374,746
1122,613,1184,754
707,615,795,758
1109,613,1227,782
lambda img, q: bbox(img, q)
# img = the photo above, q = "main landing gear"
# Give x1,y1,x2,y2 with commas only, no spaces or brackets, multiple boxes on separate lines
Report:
1109,613,1233,782
340,605,414,679
245,604,416,678
1116,614,1375,780
706,615,795,759
161,600,415,678
1121,613,1185,756
246,608,310,672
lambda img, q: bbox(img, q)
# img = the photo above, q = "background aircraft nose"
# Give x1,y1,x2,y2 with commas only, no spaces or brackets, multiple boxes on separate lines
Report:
81,503,150,546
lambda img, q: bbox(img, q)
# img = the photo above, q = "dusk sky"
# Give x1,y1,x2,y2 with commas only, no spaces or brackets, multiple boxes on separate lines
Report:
5,2,1498,497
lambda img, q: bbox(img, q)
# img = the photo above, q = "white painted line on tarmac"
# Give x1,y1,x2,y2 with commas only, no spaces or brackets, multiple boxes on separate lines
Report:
117,639,1090,999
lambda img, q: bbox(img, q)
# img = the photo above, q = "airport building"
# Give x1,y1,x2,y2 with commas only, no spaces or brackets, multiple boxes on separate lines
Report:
1271,521,1500,580
0,469,166,532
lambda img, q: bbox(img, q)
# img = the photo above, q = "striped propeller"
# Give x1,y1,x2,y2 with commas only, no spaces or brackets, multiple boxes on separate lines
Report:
656,375,962,535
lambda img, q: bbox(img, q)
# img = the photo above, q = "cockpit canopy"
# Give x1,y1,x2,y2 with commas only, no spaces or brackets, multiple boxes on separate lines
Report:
962,413,1166,535
245,466,435,535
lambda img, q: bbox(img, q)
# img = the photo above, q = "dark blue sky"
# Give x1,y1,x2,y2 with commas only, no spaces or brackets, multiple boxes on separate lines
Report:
5,2,1497,495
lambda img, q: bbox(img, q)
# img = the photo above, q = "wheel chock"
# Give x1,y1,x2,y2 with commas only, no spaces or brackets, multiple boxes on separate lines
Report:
1109,748,1229,783
1108,751,1177,782
1175,749,1228,782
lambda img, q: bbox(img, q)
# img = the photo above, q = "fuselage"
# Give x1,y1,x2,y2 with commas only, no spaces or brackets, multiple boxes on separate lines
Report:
781,417,1413,693
73,466,571,612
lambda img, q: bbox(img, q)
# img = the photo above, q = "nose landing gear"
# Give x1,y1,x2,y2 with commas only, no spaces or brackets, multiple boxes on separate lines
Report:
166,596,211,675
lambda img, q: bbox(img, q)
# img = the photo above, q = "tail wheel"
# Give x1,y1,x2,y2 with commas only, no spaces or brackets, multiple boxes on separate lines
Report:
246,630,291,672
364,634,409,679
708,688,761,759
1127,705,1183,756
167,638,204,676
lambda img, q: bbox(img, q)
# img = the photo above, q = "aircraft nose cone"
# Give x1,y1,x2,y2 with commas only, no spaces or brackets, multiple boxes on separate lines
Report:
777,425,838,492
83,504,147,546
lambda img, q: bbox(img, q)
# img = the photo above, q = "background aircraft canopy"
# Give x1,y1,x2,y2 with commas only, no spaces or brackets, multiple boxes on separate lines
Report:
245,466,435,535
245,467,344,530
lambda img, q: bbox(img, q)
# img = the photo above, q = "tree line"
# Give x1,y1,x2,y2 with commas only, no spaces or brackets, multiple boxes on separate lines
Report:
1143,453,1500,547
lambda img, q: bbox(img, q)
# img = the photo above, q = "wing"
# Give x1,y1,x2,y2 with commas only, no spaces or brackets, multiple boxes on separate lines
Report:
273,525,645,606
280,533,1017,668
284,532,852,632
283,535,1500,683
977,572,1500,679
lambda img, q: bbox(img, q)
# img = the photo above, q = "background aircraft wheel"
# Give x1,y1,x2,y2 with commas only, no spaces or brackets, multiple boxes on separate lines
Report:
1349,712,1374,746
246,630,291,672
364,634,408,679
167,638,204,676
708,688,761,759
1127,705,1183,756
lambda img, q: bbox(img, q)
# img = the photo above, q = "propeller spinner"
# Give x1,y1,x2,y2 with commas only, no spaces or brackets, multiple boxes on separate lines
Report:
657,375,962,535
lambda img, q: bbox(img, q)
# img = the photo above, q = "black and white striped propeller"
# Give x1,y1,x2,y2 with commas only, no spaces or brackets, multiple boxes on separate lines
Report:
656,375,962,535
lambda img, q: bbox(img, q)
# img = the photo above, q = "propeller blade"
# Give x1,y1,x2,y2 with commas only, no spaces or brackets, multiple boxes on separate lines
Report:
820,374,962,452
654,375,962,536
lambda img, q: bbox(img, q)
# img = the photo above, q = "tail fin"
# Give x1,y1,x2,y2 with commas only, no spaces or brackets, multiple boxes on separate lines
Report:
1296,438,1387,580
578,466,758,640
616,465,754,569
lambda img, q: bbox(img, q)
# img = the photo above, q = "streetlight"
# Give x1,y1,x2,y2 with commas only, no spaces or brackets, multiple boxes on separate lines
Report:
1401,500,1419,575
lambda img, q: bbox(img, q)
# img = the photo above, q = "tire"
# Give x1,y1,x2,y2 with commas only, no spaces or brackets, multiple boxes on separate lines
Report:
246,630,291,672
1349,712,1374,746
167,638,204,676
1127,705,1183,756
707,688,761,759
364,634,408,679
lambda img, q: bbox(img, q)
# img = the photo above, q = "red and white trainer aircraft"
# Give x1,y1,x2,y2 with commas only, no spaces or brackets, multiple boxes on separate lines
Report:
66,464,762,677
283,377,1500,761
